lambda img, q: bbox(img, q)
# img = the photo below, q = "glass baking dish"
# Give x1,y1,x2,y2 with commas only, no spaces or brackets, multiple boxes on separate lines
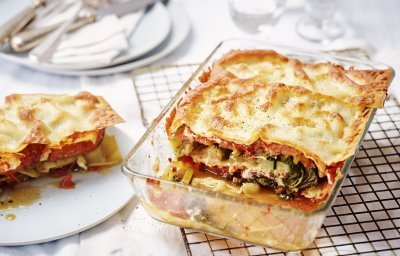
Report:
122,39,394,251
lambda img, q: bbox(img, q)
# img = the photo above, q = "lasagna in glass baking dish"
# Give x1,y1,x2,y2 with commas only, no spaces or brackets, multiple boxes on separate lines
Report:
165,49,393,201
0,91,123,190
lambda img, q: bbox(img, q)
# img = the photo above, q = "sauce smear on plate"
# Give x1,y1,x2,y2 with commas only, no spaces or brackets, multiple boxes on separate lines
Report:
0,185,41,210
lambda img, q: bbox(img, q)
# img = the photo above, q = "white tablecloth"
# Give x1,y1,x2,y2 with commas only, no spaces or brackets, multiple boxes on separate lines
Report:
0,0,398,255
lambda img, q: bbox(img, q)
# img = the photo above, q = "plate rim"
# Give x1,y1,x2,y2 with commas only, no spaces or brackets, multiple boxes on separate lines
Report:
0,2,172,71
0,127,135,246
48,2,192,76
0,193,132,246
0,2,191,76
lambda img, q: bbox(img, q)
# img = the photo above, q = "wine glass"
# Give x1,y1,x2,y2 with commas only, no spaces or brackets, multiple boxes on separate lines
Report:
296,0,344,43
228,0,286,35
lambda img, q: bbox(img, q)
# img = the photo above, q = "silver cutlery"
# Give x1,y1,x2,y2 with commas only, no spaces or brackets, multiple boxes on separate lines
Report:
16,0,157,56
0,0,46,46
24,0,76,30
29,1,82,63
12,0,92,52
11,12,95,52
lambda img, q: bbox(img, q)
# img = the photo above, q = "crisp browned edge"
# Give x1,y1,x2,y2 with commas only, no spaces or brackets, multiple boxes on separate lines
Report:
167,77,369,175
0,91,125,175
165,49,392,200
200,49,393,108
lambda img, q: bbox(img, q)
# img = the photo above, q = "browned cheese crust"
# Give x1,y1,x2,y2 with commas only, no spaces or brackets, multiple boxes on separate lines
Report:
200,49,393,108
0,91,124,174
167,76,370,177
166,49,393,200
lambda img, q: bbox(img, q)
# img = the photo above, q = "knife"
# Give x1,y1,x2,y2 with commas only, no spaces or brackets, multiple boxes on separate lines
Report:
13,0,158,53
0,0,46,46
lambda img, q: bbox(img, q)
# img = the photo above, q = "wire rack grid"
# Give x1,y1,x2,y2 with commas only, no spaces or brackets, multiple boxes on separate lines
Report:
131,61,400,256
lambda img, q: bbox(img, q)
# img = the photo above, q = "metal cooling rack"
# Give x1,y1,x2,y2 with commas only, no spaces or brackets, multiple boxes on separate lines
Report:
131,62,400,256
132,64,199,127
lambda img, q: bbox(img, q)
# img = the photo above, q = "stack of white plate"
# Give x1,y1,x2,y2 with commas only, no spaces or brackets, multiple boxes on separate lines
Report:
0,2,190,76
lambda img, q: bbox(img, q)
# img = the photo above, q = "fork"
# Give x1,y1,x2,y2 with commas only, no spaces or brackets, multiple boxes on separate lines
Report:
29,0,107,63
0,0,45,46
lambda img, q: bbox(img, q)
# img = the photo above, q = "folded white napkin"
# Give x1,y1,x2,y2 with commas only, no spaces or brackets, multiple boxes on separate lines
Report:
50,11,144,65
29,0,81,29
28,0,145,65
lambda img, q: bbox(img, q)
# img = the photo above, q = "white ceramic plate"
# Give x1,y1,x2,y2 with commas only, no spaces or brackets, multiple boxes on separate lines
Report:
0,2,172,71
0,2,190,76
111,2,172,66
0,127,134,246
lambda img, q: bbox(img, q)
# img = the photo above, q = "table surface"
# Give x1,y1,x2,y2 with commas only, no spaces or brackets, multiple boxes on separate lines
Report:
0,0,399,255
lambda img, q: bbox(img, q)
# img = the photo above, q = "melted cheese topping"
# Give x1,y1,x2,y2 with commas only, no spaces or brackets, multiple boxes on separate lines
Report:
168,79,370,174
208,50,392,108
0,92,123,172
0,92,123,152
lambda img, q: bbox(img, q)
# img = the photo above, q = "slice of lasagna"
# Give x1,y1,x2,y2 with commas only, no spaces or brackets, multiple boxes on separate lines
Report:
166,55,391,200
0,92,123,188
